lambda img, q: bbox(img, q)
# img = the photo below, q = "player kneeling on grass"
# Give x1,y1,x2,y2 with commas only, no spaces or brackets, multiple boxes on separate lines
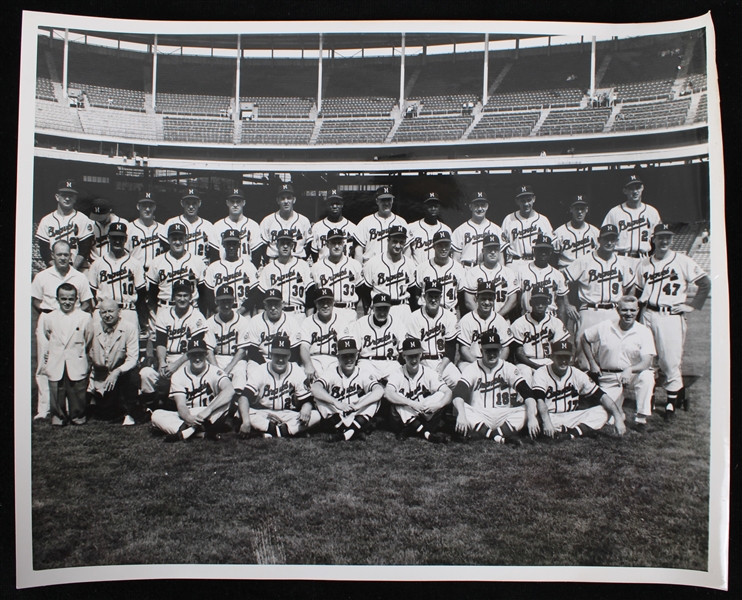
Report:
384,337,452,444
311,338,384,442
451,331,538,445
531,340,626,440
152,338,235,443
237,335,321,439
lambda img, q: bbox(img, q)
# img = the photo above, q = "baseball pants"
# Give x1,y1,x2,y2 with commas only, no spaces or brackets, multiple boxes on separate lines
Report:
358,358,402,381
214,355,247,392
459,404,528,431
35,324,50,418
598,370,655,417
316,398,380,425
421,358,461,388
247,408,321,436
547,406,609,431
151,403,231,435
140,354,186,394
641,310,686,393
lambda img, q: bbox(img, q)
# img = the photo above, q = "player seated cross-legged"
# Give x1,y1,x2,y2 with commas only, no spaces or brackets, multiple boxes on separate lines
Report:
151,338,235,443
311,338,385,443
451,331,538,446
237,335,321,439
531,340,626,441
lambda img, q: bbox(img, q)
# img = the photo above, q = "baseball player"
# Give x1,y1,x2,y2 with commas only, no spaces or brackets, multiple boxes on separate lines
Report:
242,289,302,370
204,229,259,315
531,340,626,439
451,190,505,268
582,296,656,428
345,293,406,381
255,182,313,264
126,191,166,272
88,197,131,263
514,234,569,324
462,233,518,316
552,195,600,269
564,224,636,369
162,188,219,265
635,224,711,418
237,335,321,439
355,185,408,264
458,281,514,367
147,223,208,316
257,229,314,316
601,173,662,264
36,178,94,270
510,289,570,385
406,192,452,264
451,331,538,444
309,189,359,261
87,222,148,328
406,282,461,388
152,338,235,443
310,338,384,442
360,225,419,320
384,337,452,444
299,288,356,381
212,187,261,265
414,230,467,313
310,228,363,321
501,184,554,266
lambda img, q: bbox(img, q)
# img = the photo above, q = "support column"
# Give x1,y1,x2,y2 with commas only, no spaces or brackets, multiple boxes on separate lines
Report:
151,34,158,106
234,34,241,123
317,33,323,114
515,37,519,59
589,35,596,99
62,29,69,101
482,33,490,106
399,33,406,110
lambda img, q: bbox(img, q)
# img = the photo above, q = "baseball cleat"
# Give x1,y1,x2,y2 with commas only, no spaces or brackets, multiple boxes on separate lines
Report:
163,432,183,443
122,415,136,426
427,432,449,444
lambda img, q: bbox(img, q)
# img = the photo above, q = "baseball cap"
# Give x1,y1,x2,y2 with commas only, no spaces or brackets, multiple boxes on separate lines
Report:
424,192,441,204
326,228,345,240
337,338,359,355
171,280,193,295
263,289,283,303
90,198,112,220
388,225,407,238
137,191,156,204
270,335,293,354
314,288,335,302
108,222,127,236
372,293,392,306
168,223,187,237
275,229,294,241
326,189,344,202
624,173,643,187
599,224,619,237
476,281,497,295
221,229,241,243
470,191,488,203
375,185,394,199
551,340,573,356
277,182,295,197
482,233,501,248
57,178,78,195
480,331,503,349
432,230,451,244
181,187,201,201
186,338,209,354
215,285,235,300
533,234,554,248
530,288,553,303
653,223,674,236
401,337,423,355
423,281,443,295
570,194,589,207
226,188,245,201
516,185,535,198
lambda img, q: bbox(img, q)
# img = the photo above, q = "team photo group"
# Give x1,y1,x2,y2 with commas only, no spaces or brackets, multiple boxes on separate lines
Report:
31,169,711,446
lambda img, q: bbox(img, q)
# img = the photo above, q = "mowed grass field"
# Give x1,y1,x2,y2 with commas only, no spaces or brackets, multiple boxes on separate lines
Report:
28,309,711,570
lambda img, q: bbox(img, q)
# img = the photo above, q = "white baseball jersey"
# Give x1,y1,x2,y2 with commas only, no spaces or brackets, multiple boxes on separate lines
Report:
451,219,505,265
213,215,261,259
583,319,656,371
531,364,599,413
258,257,313,312
162,215,218,260
407,219,453,264
362,254,416,302
299,312,355,357
146,251,207,305
386,364,447,403
31,266,94,311
205,312,251,357
355,212,408,263
87,251,146,308
635,251,706,307
463,263,517,312
90,215,131,262
204,257,259,307
36,210,94,262
346,314,405,361
310,217,359,260
241,312,301,361
245,362,311,411
155,305,208,355
458,359,525,409
316,365,381,408
564,251,636,306
515,262,568,315
510,313,569,363
407,308,459,358
169,363,230,409
458,310,513,359
415,259,467,311
258,211,313,259
501,211,553,261
553,222,600,268
311,256,363,307
127,219,167,270
601,203,661,256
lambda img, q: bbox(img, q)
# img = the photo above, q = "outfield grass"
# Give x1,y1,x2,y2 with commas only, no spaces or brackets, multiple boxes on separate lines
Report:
29,309,711,570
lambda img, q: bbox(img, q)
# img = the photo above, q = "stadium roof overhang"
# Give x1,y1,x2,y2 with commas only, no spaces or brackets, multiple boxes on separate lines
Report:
38,29,545,50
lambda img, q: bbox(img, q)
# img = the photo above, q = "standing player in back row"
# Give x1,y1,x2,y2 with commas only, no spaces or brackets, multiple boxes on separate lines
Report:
552,195,600,270
162,188,219,265
407,192,452,265
355,186,408,264
127,192,166,273
602,173,662,265
256,183,313,265
501,185,553,266
310,189,359,262
212,187,261,266
451,190,504,268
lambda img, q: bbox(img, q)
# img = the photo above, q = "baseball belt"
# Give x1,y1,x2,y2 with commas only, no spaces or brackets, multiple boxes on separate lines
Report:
581,302,616,310
386,298,408,306
461,260,475,267
601,368,628,373
282,305,301,312
422,353,441,360
644,304,675,314
334,302,352,308
118,302,136,310
617,250,648,259
367,356,391,361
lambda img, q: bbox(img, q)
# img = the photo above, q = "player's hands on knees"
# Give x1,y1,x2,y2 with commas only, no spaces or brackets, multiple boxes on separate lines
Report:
455,413,469,435
238,422,251,439
528,416,543,439
299,403,312,425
